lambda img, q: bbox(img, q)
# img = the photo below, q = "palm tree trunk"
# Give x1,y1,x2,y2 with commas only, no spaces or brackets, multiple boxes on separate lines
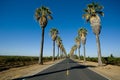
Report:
57,46,59,60
78,47,80,60
96,35,102,66
52,40,55,61
39,28,44,65
83,45,86,63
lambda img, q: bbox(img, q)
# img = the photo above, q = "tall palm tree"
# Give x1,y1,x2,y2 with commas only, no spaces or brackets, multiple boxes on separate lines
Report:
75,36,81,60
59,43,63,59
56,36,62,59
82,2,104,66
78,27,87,63
35,6,52,64
50,28,59,61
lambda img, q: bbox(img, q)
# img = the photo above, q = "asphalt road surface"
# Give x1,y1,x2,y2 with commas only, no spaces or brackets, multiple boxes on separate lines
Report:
14,58,108,80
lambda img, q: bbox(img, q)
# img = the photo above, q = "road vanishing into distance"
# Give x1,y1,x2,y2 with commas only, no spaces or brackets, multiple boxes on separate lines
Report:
14,58,108,80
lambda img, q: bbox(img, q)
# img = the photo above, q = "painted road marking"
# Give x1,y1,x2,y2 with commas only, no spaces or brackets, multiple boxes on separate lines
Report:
66,69,69,76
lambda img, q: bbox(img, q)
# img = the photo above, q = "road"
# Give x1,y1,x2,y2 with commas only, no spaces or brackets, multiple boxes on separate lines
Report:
14,58,108,80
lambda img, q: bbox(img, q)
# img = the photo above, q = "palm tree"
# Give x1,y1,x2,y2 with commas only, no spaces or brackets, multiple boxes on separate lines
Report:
61,45,66,58
78,27,87,63
82,2,104,66
59,43,63,59
70,47,74,59
35,6,52,64
75,36,81,60
62,47,67,58
73,45,77,55
50,28,59,61
56,36,62,59
70,45,77,59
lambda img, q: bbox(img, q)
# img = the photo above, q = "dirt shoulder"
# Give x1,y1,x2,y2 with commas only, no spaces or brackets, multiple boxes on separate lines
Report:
0,59,63,80
75,59,120,80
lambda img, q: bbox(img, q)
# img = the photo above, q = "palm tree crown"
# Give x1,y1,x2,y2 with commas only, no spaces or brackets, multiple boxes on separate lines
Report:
56,36,62,47
82,2,104,22
78,27,87,41
35,6,53,28
50,28,59,41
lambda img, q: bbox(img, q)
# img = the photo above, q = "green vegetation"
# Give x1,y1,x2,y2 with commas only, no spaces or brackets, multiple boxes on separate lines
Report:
0,56,53,71
74,54,120,66
86,57,120,66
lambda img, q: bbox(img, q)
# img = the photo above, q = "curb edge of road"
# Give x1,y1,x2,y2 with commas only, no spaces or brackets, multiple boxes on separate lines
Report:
88,67,111,80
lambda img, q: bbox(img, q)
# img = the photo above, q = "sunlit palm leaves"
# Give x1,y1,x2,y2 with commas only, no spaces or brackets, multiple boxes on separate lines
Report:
82,2,104,22
50,28,59,41
35,6,53,28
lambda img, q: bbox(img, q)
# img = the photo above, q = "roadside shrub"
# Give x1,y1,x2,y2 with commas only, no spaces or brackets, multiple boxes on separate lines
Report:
0,56,54,71
86,56,120,66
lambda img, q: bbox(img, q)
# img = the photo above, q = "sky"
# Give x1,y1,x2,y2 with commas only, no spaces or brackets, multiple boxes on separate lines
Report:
0,0,120,57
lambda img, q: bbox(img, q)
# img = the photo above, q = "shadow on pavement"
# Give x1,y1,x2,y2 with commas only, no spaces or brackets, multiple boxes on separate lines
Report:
13,64,96,80
13,59,96,80
69,64,96,70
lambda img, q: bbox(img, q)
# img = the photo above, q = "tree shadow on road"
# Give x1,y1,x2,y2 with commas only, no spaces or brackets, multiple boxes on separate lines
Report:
68,64,96,70
13,64,96,80
13,68,68,80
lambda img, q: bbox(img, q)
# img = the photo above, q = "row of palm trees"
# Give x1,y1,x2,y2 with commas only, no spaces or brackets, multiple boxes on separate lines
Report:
35,2,104,66
50,28,58,61
50,28,67,61
35,6,67,64
70,2,104,66
70,27,87,64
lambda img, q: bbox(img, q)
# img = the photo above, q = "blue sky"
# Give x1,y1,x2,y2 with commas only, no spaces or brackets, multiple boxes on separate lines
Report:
0,0,120,57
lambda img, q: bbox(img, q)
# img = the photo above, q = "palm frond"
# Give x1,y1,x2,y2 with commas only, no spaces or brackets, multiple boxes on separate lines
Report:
50,28,59,36
82,13,90,22
35,6,53,21
83,9,88,13
83,2,104,22
78,27,88,37
47,15,53,20
96,11,104,16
